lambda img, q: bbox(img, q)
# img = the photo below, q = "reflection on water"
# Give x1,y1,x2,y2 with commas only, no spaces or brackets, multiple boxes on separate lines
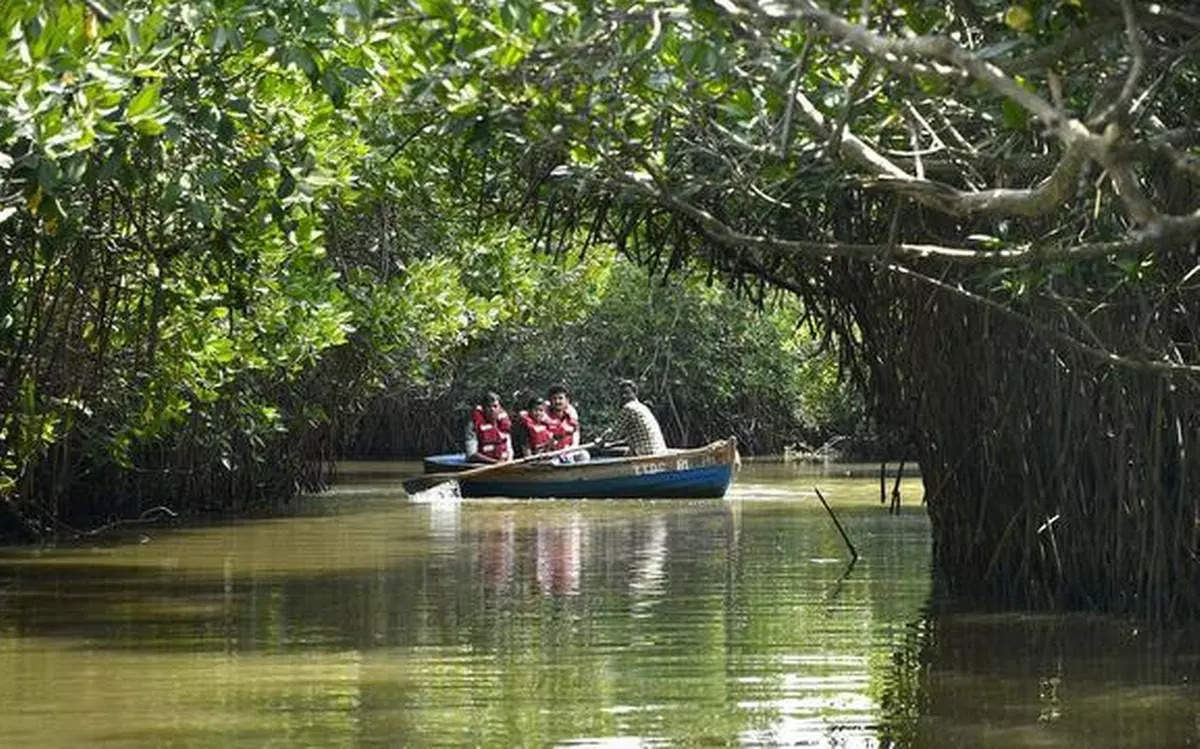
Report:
907,610,1200,748
0,463,1197,746
479,510,516,594
536,511,583,596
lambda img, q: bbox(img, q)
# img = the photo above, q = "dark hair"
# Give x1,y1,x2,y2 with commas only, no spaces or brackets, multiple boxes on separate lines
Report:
617,379,637,395
526,396,546,411
482,390,501,406
547,383,570,398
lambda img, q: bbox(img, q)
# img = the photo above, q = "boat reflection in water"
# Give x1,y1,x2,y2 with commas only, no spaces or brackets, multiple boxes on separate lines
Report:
463,504,686,602
479,510,516,594
629,513,668,617
425,497,461,555
536,511,583,596
438,494,921,747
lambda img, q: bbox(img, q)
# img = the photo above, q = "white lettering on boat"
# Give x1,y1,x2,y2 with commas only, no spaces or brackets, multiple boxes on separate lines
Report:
634,462,668,476
631,454,716,476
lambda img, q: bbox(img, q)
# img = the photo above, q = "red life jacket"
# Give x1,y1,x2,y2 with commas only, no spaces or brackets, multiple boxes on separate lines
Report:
544,407,578,451
517,410,554,453
471,406,511,460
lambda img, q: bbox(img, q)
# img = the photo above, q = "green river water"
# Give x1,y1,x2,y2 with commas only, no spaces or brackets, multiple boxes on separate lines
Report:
1,461,1198,747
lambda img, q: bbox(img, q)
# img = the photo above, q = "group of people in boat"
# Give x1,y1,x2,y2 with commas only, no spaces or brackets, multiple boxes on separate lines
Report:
464,379,668,464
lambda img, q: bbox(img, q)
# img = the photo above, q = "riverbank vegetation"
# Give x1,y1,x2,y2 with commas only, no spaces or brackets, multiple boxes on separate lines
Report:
4,0,1200,627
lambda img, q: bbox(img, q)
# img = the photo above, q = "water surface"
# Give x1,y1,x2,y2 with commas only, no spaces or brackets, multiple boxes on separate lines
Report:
0,462,1197,746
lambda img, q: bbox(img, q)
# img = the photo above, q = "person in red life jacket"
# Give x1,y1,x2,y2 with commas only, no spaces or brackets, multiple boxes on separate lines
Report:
514,397,555,457
464,391,512,463
545,383,581,452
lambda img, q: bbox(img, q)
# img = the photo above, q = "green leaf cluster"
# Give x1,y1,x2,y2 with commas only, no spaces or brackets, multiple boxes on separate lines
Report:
0,0,531,530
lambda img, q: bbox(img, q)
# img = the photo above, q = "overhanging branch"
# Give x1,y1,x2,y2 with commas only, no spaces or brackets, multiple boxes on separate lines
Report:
753,1,1192,226
792,89,1087,217
575,165,1183,266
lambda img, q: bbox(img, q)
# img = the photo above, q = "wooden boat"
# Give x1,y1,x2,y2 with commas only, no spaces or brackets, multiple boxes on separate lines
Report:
419,438,739,499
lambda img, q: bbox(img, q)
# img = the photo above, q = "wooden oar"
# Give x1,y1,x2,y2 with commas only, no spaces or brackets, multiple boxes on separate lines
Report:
403,441,598,497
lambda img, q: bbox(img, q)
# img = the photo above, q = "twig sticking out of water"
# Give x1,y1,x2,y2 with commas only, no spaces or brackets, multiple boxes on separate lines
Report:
824,557,860,603
814,487,859,562
890,459,906,515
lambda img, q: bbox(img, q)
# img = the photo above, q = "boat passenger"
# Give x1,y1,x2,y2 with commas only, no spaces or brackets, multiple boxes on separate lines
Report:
465,391,512,463
514,397,555,457
597,379,668,456
545,383,580,450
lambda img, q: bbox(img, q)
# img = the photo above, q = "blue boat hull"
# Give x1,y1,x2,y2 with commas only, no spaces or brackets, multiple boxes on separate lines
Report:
459,463,732,498
421,439,738,499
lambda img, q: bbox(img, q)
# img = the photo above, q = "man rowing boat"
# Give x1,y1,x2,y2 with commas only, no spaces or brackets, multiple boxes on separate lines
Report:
597,379,668,456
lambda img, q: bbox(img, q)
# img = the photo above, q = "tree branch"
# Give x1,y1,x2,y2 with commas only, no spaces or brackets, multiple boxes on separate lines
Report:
1086,0,1145,129
757,2,1187,225
792,89,1087,217
564,165,1182,266
823,59,876,160
1009,17,1124,73
767,1,1063,127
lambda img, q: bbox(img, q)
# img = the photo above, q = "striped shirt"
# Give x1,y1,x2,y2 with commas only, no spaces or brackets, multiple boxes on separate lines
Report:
610,400,668,455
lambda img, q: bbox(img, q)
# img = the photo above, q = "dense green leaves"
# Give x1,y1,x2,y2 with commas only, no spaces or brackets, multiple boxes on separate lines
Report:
0,0,497,533
4,0,856,537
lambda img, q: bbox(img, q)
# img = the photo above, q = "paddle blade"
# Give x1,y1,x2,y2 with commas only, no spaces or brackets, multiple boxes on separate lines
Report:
404,477,462,502
411,482,463,503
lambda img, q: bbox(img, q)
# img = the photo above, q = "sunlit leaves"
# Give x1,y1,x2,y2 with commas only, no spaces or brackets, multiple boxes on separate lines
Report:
1003,6,1034,32
0,0,393,517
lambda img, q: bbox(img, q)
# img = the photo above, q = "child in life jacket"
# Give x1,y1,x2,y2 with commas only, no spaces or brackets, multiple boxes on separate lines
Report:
515,397,555,457
465,391,512,463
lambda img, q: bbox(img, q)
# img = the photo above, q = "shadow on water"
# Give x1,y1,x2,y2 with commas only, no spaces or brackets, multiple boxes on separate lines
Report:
883,602,1200,749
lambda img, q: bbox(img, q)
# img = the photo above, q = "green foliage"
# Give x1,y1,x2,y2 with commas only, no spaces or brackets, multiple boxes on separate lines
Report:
0,0,870,539
352,253,863,457
563,261,864,453
0,0,510,533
